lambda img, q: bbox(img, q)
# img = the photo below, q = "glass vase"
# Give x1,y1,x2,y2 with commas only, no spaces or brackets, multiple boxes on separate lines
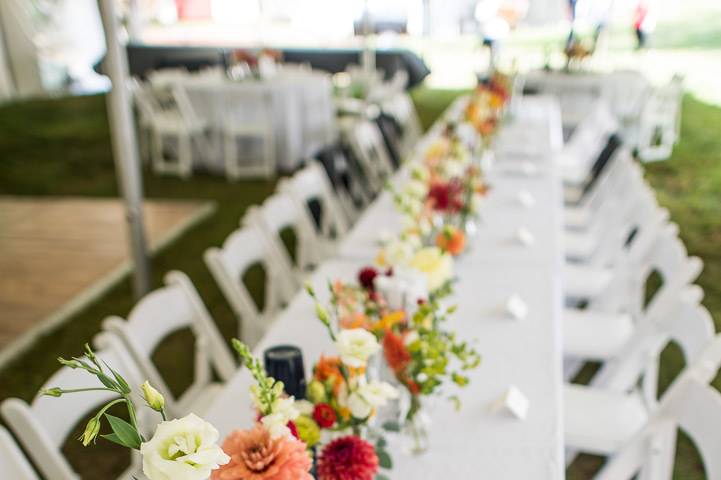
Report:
400,394,430,455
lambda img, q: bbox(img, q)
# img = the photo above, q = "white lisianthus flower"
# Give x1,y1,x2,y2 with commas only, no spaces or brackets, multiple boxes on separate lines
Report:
347,391,373,419
347,382,398,419
358,381,399,407
140,413,229,480
336,328,380,368
410,247,454,291
271,396,299,422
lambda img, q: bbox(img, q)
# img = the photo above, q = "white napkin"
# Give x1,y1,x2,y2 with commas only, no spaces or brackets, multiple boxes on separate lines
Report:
505,294,528,320
490,386,530,420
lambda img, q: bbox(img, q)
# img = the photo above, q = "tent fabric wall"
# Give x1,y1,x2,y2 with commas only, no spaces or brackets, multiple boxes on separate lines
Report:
0,19,16,100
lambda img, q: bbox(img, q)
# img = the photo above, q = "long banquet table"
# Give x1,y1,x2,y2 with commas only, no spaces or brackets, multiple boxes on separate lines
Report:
204,94,567,478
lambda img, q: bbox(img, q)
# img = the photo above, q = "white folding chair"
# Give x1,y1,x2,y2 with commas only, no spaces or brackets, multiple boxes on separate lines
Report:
342,118,395,195
137,82,209,179
221,89,276,180
101,271,235,418
278,161,350,257
564,298,716,469
1,335,147,480
204,224,294,347
244,192,323,281
637,76,683,163
596,334,721,480
381,92,423,156
0,426,37,480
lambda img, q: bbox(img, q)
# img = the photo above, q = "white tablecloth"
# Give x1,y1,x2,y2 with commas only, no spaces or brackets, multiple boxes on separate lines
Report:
181,69,336,172
204,95,566,479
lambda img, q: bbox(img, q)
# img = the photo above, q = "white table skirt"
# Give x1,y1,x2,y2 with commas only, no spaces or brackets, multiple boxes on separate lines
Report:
182,70,336,172
203,95,566,479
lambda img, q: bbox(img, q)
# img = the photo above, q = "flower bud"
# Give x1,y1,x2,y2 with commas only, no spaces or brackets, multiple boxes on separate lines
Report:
141,381,165,412
306,380,327,404
80,416,101,446
315,303,331,326
41,387,63,397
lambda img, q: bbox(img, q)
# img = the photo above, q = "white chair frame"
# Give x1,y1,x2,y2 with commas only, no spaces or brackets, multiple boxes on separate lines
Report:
1,335,147,480
101,271,235,418
0,426,37,480
204,224,294,347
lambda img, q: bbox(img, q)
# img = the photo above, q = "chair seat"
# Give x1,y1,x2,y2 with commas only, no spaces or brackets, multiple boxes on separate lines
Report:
564,264,613,300
564,206,592,231
564,384,647,455
565,230,598,261
152,112,206,134
563,308,634,359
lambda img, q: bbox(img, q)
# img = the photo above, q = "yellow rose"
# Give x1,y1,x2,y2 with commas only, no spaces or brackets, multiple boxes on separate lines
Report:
410,247,453,291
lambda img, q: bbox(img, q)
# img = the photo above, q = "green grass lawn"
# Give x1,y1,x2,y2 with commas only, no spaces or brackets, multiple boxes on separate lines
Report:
0,88,719,478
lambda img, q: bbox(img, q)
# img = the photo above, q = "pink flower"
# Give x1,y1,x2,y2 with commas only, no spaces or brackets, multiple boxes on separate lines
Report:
316,436,379,480
212,425,312,480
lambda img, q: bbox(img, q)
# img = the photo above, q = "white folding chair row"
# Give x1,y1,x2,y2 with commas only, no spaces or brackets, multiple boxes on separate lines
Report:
595,334,721,479
563,290,721,470
2,334,149,480
131,79,209,179
563,176,670,307
564,160,658,267
563,224,703,379
278,161,350,257
101,271,235,419
341,117,395,195
0,426,37,479
564,151,639,231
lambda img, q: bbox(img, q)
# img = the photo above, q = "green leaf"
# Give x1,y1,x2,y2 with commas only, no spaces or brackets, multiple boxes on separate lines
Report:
105,414,142,450
375,474,391,480
375,437,387,449
377,448,393,469
381,420,400,432
100,432,125,447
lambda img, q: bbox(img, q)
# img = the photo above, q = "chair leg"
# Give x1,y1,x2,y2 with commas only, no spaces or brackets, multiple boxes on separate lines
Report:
178,134,192,179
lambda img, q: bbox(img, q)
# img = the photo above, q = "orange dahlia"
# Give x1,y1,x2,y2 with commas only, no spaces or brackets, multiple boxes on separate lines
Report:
316,436,379,480
212,425,312,480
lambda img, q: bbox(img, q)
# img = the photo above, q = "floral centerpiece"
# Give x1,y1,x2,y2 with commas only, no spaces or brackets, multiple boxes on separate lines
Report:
42,345,230,480
307,265,480,454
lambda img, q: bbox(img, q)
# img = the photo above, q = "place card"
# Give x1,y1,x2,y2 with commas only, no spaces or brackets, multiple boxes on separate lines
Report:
517,191,535,208
505,294,528,320
490,386,530,420
516,227,535,246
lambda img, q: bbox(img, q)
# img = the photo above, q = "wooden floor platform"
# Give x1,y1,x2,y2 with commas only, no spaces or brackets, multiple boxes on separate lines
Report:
0,197,214,358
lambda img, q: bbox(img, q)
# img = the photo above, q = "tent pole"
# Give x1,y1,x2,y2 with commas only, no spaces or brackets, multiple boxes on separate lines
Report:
97,0,151,299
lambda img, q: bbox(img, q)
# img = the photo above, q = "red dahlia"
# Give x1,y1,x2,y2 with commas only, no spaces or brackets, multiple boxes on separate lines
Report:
312,403,337,429
316,436,379,480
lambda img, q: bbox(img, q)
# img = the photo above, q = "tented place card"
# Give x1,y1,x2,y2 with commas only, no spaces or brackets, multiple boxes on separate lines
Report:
490,386,530,420
517,191,536,208
516,227,536,246
505,294,528,320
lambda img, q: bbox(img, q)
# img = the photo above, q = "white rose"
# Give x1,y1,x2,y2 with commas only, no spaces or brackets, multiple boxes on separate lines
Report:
336,328,380,368
140,414,229,480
